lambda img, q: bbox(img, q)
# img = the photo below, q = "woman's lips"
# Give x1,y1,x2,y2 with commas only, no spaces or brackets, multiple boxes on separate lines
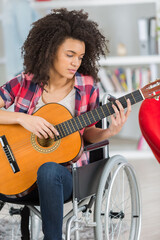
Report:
68,69,76,74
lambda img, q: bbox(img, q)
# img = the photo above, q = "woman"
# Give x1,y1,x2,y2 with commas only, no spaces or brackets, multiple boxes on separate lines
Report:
0,8,131,240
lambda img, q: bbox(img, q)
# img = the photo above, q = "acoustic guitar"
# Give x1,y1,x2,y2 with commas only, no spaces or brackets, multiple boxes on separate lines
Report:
0,80,160,198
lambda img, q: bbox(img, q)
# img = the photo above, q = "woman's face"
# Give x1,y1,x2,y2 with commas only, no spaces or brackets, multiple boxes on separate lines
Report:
51,38,85,79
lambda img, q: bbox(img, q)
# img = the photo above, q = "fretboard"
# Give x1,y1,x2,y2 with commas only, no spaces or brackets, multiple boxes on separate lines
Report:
54,89,143,141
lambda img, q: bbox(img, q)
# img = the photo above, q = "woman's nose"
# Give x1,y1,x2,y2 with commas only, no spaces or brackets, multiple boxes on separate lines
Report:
71,57,79,67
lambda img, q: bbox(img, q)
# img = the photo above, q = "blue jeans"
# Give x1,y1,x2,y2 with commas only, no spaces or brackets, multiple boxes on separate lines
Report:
37,162,73,240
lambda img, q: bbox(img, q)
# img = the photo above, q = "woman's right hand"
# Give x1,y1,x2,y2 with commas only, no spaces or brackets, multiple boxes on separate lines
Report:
18,114,59,139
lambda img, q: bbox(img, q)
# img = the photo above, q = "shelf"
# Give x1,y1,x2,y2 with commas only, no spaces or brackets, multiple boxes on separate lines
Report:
99,55,160,66
30,0,158,9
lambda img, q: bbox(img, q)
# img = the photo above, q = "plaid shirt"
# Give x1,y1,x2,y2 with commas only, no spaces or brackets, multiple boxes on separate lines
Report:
0,72,99,167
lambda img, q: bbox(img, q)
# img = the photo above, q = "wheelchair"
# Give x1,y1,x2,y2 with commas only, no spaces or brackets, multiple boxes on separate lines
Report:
0,94,141,240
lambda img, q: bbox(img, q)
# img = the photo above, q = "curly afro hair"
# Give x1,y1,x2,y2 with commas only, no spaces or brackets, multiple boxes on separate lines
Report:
22,8,109,86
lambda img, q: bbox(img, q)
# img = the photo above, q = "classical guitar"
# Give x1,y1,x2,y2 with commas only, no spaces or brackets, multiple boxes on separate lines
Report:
0,80,160,198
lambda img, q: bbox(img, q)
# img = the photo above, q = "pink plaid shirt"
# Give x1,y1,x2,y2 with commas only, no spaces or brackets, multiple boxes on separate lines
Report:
0,72,99,167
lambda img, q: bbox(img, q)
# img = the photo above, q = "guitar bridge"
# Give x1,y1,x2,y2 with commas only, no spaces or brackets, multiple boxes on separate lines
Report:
0,135,20,173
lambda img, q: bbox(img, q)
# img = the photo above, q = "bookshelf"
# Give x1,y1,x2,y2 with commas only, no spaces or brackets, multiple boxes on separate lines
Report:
30,0,160,159
0,0,7,85
99,55,160,66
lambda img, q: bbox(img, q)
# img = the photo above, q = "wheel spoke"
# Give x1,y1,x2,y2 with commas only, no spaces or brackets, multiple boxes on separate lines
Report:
94,156,141,240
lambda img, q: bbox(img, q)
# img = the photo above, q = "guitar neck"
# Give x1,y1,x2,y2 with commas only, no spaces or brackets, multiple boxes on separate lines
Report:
55,89,144,140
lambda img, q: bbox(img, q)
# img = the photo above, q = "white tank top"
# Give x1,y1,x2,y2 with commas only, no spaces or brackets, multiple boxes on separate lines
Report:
34,88,76,116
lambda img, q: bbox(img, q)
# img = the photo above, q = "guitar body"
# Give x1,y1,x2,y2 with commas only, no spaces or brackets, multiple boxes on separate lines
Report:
0,103,82,197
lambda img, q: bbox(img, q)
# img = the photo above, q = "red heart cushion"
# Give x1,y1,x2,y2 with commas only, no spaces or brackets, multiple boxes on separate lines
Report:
139,98,160,163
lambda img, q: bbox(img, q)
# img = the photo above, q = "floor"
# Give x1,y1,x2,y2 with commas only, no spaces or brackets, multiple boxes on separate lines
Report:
109,137,160,240
130,157,160,240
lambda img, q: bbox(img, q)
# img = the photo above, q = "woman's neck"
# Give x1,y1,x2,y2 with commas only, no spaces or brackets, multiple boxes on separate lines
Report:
44,76,75,93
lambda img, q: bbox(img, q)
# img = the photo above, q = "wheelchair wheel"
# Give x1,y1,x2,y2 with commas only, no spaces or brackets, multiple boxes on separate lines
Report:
94,155,141,240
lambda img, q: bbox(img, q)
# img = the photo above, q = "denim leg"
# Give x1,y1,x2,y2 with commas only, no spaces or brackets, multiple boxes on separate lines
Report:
37,162,73,240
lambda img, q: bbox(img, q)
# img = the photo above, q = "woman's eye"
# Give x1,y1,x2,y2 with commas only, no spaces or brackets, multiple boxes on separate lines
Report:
67,54,73,57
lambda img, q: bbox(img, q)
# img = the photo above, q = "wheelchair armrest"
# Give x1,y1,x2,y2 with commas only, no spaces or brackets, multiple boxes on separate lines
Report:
83,139,109,152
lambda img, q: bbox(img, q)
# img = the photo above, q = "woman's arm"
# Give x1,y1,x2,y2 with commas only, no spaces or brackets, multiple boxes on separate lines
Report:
0,96,59,139
83,99,131,143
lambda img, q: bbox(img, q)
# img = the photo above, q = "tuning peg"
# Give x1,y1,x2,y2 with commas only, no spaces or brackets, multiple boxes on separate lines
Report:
155,97,159,101
154,96,159,101
152,91,159,100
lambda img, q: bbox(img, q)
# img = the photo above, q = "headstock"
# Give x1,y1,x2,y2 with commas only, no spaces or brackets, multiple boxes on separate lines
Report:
141,79,160,100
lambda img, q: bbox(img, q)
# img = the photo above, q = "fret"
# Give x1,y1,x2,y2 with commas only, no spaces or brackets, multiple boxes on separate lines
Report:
59,123,67,137
91,109,100,122
77,115,85,127
65,120,72,134
84,114,92,126
95,108,101,119
56,125,64,138
69,119,76,132
106,103,112,115
124,95,127,106
87,111,95,124
108,102,115,115
70,118,78,131
86,112,92,125
131,93,136,103
90,111,97,122
81,115,88,126
103,102,114,117
76,116,84,129
64,122,70,135
75,117,82,129
133,90,143,101
72,118,80,131
60,122,69,136
100,106,107,118
101,104,110,118
97,107,106,119
125,90,142,104
118,96,128,108
123,93,135,105
54,135,61,142
79,114,89,128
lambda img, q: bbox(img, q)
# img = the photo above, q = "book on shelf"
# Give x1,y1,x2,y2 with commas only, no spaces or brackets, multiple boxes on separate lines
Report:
132,67,150,89
138,16,158,55
149,17,157,55
138,17,149,55
157,12,160,55
141,67,150,87
135,68,141,89
125,68,132,92
114,68,128,91
109,72,123,92
98,66,151,94
98,68,115,92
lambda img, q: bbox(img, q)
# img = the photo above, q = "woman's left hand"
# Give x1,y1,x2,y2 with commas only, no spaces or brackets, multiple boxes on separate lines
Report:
108,99,131,137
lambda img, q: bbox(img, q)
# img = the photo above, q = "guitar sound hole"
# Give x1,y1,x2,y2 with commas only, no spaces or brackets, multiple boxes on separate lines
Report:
37,137,54,147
